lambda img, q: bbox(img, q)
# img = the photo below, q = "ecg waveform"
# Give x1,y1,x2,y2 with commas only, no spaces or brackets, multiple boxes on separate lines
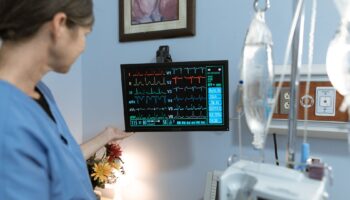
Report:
173,110,206,119
173,95,206,102
129,107,168,112
134,95,167,104
133,88,167,95
173,105,207,111
173,86,206,92
129,71,165,77
129,104,207,112
123,65,225,127
131,77,166,86
171,67,206,74
171,76,206,84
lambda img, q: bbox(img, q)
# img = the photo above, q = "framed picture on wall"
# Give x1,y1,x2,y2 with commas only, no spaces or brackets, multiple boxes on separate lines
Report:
119,0,196,42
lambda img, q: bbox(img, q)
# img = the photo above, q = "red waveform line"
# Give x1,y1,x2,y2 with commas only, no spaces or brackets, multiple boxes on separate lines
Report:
184,76,206,84
146,71,164,76
131,72,144,77
171,76,183,85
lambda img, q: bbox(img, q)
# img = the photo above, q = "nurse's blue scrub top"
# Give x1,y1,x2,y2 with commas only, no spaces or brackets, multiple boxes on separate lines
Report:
0,80,96,200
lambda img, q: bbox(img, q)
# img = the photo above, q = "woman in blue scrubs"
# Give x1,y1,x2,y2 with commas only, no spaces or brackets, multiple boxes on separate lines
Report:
0,0,132,199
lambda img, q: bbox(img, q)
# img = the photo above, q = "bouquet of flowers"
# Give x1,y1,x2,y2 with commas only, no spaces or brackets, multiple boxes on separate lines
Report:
86,143,125,189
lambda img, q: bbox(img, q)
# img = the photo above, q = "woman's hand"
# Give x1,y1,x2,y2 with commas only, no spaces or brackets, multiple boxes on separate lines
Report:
104,126,134,142
81,126,134,160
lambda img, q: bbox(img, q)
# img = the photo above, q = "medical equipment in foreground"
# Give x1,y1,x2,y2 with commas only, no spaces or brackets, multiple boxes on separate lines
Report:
219,160,329,200
218,0,332,199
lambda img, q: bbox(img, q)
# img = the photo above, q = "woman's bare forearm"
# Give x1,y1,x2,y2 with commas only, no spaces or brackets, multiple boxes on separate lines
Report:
80,127,133,159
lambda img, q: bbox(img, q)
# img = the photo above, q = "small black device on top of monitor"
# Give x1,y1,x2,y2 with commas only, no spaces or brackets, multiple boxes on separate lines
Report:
120,60,229,132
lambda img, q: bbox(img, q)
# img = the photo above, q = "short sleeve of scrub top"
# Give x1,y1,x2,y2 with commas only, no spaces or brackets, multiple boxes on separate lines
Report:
0,80,96,200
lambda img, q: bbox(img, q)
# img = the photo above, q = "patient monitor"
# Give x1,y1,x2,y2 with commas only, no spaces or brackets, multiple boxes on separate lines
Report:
219,160,328,200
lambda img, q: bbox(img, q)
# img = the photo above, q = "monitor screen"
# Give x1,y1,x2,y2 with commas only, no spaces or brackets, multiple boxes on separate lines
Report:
120,60,229,132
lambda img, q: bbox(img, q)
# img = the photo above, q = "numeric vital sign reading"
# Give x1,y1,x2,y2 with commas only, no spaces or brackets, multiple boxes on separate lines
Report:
120,60,229,132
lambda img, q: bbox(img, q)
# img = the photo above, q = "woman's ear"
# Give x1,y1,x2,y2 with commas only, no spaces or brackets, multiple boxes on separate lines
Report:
50,12,68,40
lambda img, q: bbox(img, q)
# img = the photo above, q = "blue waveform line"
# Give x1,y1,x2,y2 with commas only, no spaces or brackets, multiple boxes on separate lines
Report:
171,67,206,75
184,67,206,74
171,68,183,74
134,88,167,95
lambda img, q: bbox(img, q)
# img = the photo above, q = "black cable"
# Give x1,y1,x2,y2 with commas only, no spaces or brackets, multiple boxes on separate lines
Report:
273,133,279,166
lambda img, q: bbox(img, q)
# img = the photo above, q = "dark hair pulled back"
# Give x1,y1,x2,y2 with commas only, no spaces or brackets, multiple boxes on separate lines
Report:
0,0,94,41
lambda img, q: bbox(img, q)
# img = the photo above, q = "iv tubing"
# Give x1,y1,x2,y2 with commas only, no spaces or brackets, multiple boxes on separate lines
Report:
303,0,317,143
237,81,244,159
264,0,305,148
287,0,305,168
238,109,242,159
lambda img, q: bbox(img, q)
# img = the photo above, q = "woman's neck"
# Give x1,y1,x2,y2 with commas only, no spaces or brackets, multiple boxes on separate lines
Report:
0,40,49,98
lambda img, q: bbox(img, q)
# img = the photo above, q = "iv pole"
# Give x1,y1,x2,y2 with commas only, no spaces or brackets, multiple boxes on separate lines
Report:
287,0,304,168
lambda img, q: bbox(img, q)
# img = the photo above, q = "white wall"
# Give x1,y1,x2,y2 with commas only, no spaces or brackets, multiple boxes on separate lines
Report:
81,0,350,200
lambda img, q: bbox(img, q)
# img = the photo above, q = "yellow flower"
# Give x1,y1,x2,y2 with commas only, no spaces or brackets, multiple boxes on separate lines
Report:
91,162,112,183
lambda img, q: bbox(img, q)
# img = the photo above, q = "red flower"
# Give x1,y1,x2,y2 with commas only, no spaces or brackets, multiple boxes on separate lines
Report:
106,143,122,162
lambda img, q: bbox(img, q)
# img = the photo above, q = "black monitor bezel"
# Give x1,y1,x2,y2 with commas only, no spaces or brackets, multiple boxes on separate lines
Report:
120,60,229,132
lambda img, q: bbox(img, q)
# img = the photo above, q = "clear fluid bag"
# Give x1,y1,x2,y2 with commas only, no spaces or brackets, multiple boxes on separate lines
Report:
326,15,350,97
327,0,350,101
334,0,350,22
328,0,350,153
242,11,274,149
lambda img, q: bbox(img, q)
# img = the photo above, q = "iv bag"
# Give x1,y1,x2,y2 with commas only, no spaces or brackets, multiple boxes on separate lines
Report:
334,0,350,21
326,0,350,97
242,11,274,149
326,22,350,96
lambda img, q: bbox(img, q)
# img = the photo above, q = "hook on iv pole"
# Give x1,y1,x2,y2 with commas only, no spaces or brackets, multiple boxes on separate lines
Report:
254,0,270,12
